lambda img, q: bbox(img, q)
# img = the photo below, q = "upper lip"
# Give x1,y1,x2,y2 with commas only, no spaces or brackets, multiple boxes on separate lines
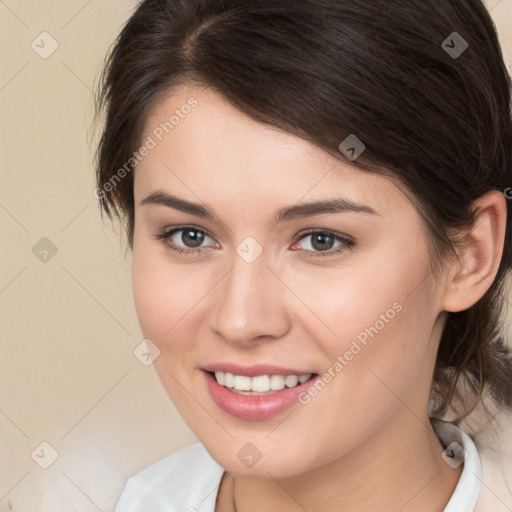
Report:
202,363,315,377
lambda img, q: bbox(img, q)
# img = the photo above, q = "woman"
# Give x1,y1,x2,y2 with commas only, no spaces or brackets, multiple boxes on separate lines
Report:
94,0,512,510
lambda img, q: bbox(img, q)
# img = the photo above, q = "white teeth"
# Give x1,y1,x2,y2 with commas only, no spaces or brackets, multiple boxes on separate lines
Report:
284,375,298,387
224,372,234,388
270,374,285,390
251,375,270,392
299,374,312,384
212,371,313,393
233,375,252,391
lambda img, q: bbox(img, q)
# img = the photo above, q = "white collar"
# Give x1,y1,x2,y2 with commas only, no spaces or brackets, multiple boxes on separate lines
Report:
431,419,483,512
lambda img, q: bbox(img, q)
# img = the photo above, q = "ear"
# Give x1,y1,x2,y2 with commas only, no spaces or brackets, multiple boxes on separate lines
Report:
441,190,507,313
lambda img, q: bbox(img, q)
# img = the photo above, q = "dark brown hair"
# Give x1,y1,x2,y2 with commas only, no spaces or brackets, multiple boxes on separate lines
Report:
94,0,512,419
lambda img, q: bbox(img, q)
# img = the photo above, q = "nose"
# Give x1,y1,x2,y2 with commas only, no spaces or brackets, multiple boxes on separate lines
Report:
210,250,292,348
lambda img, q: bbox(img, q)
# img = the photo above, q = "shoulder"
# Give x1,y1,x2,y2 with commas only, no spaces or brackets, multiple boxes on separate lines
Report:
114,442,225,512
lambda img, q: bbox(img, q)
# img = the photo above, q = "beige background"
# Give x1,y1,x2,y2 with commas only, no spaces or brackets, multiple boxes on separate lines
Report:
0,1,511,510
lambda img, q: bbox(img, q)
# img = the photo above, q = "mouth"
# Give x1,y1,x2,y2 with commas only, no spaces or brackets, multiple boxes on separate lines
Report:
209,370,314,395
201,366,319,421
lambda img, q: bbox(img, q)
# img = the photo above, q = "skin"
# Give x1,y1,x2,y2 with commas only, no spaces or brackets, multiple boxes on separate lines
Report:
131,84,507,511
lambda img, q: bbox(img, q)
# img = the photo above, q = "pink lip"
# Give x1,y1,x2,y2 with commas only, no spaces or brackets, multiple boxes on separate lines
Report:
203,363,312,377
202,369,319,421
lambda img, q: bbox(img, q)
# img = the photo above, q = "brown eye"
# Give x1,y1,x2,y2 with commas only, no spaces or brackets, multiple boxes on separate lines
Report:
293,230,355,258
155,226,218,256
179,228,205,248
309,233,335,251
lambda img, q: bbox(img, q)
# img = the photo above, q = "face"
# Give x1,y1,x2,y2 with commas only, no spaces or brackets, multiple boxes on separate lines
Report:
131,84,445,478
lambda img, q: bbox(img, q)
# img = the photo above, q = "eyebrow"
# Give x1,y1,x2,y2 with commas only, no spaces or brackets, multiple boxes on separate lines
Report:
139,190,379,223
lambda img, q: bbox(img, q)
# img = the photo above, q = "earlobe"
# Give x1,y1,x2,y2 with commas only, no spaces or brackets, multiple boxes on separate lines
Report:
442,190,507,313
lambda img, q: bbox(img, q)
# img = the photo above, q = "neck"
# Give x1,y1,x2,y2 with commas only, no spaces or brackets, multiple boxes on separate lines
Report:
228,411,461,512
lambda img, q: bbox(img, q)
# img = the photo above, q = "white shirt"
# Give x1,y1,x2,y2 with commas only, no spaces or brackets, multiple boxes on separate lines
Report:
114,419,482,512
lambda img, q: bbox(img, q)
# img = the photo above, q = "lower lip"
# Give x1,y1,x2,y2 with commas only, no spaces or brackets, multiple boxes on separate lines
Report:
203,370,319,421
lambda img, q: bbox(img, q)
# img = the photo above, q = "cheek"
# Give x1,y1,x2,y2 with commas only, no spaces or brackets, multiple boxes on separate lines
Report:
131,241,217,354
292,243,435,402
131,242,205,409
278,259,437,466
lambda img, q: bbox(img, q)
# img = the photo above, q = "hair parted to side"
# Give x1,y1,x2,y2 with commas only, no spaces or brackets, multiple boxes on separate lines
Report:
94,0,512,420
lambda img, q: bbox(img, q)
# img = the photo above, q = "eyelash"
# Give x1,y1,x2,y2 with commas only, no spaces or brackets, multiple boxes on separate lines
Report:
154,225,355,258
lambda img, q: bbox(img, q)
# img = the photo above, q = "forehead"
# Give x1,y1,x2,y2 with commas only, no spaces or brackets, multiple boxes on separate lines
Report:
134,85,410,220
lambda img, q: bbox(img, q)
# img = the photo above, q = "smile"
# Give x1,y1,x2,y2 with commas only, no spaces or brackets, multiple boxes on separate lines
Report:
202,365,319,420
213,371,313,394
